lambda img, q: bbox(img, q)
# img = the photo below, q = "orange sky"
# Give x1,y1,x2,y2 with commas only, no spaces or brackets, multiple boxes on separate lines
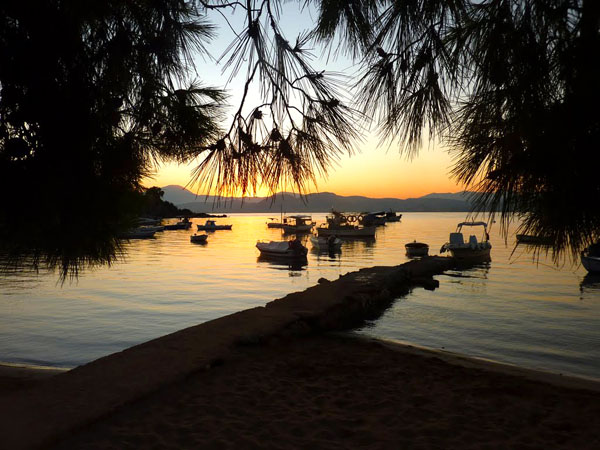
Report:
144,140,464,199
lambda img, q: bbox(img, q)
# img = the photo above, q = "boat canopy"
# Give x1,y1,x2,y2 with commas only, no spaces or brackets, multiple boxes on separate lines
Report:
457,221,488,228
286,214,312,219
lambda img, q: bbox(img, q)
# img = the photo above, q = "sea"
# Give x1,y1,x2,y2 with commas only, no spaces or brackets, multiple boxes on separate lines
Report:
1,212,599,379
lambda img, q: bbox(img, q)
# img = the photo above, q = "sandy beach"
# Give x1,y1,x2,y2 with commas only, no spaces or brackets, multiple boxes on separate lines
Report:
39,334,600,449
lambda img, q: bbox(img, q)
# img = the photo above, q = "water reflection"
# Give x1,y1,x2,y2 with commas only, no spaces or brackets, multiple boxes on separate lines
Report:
580,273,600,295
256,255,308,272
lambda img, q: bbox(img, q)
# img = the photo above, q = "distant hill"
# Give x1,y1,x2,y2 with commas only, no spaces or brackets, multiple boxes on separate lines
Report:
160,186,485,213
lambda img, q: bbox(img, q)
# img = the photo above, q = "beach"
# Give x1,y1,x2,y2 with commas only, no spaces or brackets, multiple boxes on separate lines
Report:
4,334,600,449
2,258,600,449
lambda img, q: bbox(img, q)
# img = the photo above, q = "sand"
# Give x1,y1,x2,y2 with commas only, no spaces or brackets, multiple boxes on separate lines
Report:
49,334,600,450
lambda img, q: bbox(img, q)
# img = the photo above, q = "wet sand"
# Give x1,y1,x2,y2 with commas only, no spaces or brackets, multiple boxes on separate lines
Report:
52,334,600,449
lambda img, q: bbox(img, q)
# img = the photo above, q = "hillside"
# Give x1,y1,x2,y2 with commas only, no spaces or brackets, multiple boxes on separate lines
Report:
161,186,483,213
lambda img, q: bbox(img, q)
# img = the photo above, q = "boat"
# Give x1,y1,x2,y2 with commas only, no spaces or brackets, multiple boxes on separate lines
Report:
440,221,492,261
197,220,232,231
405,241,429,257
267,218,285,228
256,239,308,258
316,211,376,238
163,218,192,230
516,234,553,246
282,215,315,234
139,225,164,233
118,228,156,239
359,212,387,227
137,217,161,226
385,210,402,222
581,244,600,273
310,235,342,251
190,233,208,244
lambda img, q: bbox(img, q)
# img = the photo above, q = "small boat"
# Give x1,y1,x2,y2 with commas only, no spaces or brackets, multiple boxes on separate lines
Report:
316,210,376,238
405,241,429,257
359,212,387,227
140,225,164,233
256,239,308,258
282,215,314,234
516,234,553,246
197,220,232,231
581,244,600,273
385,210,402,222
267,218,285,228
190,233,208,244
118,228,156,239
440,221,492,261
163,218,192,230
310,235,342,251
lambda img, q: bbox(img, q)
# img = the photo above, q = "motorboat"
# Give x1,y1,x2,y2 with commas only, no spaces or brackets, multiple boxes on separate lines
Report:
440,221,492,261
581,244,600,273
163,218,192,230
316,211,376,238
256,239,308,258
385,210,402,222
310,235,342,251
267,217,285,228
516,234,552,246
197,220,232,231
118,228,156,239
405,241,429,257
282,215,314,234
359,212,387,227
190,233,208,244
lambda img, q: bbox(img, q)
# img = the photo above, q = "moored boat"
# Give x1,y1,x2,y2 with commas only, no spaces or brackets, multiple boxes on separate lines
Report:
310,235,342,251
516,234,553,246
385,210,402,222
256,239,308,258
118,228,156,239
316,210,376,238
405,241,429,257
190,233,208,243
282,215,314,234
163,218,192,230
267,217,285,228
441,221,492,261
581,244,600,273
197,220,232,231
359,212,387,227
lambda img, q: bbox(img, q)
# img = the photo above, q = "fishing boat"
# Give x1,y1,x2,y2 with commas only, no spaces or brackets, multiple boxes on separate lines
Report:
405,241,429,257
282,215,315,234
256,239,308,258
385,210,402,222
197,220,232,231
359,212,387,227
190,233,208,244
266,218,285,228
309,235,342,251
163,218,192,230
440,221,492,261
118,228,156,239
316,211,376,238
581,244,600,273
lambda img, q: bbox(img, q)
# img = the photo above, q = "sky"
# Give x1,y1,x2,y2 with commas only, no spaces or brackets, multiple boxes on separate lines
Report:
142,4,464,199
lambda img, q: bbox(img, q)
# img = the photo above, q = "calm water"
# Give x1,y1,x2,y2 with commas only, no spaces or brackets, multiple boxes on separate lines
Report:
1,213,599,379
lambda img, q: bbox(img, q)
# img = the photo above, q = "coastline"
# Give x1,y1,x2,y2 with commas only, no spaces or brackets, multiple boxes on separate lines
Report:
2,256,599,448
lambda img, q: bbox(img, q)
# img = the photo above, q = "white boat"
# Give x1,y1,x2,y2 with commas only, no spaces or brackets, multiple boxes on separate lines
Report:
405,241,429,257
282,215,314,234
316,210,376,238
190,234,208,243
197,220,232,231
256,240,308,258
581,245,600,273
440,221,492,261
118,228,156,239
310,235,342,251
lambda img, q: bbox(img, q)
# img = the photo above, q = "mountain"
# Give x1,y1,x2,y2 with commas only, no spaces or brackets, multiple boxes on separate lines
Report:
159,186,483,213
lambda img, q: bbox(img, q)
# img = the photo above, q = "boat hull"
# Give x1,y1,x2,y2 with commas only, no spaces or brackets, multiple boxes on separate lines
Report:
256,242,308,258
405,244,429,257
449,247,491,261
582,255,600,273
197,225,232,231
267,223,284,228
316,226,376,238
190,234,208,243
282,224,313,234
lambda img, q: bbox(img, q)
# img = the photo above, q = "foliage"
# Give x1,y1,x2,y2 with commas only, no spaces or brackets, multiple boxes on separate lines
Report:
310,0,600,261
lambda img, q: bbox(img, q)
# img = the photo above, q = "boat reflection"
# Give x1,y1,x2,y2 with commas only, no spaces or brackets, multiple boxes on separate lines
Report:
256,254,308,271
580,273,600,294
